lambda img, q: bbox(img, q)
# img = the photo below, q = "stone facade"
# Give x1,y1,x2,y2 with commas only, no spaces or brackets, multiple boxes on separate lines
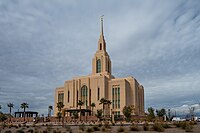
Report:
54,17,144,117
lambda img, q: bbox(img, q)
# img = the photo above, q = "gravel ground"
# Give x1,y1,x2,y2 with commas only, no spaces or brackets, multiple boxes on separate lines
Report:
0,122,200,133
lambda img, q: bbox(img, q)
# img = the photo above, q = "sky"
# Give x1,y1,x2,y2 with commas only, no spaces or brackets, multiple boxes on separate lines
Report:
0,0,200,115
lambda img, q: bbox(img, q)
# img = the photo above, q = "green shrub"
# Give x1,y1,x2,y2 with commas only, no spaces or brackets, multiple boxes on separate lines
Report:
5,130,12,133
43,130,48,133
65,125,71,131
143,123,149,131
185,123,193,132
86,127,93,133
18,124,21,127
16,129,25,133
189,121,197,125
162,123,171,128
27,129,34,133
130,125,140,131
104,122,111,129
101,127,106,132
117,126,125,132
79,124,85,131
152,123,164,132
98,123,102,127
180,122,187,129
92,125,100,131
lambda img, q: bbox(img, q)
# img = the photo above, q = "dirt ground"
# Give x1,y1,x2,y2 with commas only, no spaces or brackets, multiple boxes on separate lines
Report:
0,122,200,133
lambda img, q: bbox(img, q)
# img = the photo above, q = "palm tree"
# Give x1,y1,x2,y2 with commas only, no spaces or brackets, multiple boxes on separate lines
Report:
99,98,112,117
99,98,107,116
20,102,29,121
56,102,64,122
91,103,96,116
48,105,53,117
106,100,112,117
77,100,84,121
7,103,14,122
0,105,1,110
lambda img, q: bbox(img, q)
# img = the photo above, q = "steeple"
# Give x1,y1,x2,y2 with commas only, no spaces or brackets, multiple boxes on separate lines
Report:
98,15,106,51
92,16,112,75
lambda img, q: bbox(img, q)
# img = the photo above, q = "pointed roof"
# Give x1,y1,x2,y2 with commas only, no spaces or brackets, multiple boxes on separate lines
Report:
98,15,106,51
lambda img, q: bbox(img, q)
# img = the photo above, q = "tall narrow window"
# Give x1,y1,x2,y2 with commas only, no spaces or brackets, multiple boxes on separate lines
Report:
96,59,101,73
108,62,110,73
77,90,78,107
58,93,64,103
112,86,120,109
100,43,102,50
97,88,100,100
68,91,70,103
81,85,88,106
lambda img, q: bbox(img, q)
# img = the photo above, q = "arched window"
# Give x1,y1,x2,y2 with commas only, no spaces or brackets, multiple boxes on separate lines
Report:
96,59,101,73
81,85,88,106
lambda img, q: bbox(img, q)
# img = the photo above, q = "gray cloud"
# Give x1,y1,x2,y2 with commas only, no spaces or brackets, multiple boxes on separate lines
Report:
0,0,200,114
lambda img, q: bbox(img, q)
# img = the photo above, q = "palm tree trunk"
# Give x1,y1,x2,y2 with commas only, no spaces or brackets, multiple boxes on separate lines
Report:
103,104,105,117
9,107,11,123
24,108,25,121
79,106,81,121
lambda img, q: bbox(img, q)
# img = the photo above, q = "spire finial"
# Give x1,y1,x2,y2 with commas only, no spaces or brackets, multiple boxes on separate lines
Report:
100,15,104,36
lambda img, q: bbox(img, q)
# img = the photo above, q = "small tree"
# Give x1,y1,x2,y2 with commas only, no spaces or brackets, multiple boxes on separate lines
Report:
56,102,64,122
99,98,107,116
99,98,112,117
7,103,14,122
21,102,29,121
147,107,155,121
0,113,7,122
122,105,134,122
91,103,96,116
95,109,103,121
48,105,53,117
77,100,84,121
156,108,166,118
72,111,79,119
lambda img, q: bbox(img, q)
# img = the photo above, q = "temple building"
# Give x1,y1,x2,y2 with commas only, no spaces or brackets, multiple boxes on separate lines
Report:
54,17,144,117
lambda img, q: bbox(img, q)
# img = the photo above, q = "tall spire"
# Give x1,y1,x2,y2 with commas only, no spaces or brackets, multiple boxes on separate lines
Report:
98,15,106,51
100,15,104,36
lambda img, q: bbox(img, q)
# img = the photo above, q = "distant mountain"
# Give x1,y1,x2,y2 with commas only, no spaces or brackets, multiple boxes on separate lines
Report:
170,104,200,118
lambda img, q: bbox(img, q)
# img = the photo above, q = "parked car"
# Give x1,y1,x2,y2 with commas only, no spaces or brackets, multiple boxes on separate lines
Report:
172,117,186,122
198,117,200,122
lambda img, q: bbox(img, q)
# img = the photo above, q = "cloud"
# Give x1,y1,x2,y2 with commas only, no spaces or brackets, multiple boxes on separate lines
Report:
0,0,200,115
